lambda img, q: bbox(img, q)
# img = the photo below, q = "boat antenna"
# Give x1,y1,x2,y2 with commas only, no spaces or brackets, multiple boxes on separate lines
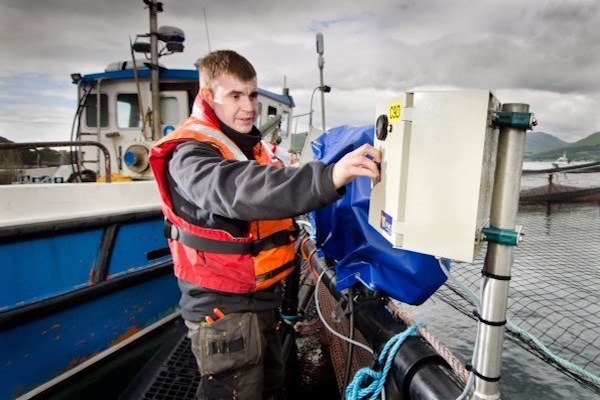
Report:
316,32,326,131
203,7,212,52
146,0,162,140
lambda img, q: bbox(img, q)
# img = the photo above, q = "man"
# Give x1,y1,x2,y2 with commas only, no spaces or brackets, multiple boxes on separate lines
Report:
149,50,380,399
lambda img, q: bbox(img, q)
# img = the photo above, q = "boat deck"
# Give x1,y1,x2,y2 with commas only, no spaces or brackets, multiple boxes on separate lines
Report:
119,317,343,400
120,320,199,400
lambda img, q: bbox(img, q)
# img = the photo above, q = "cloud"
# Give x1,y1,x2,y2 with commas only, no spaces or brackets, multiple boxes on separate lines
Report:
1,0,599,143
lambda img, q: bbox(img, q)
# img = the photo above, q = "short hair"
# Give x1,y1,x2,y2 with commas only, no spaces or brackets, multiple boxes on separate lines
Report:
198,50,256,90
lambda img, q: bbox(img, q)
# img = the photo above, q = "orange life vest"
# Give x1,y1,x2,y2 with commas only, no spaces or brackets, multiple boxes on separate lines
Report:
149,117,296,294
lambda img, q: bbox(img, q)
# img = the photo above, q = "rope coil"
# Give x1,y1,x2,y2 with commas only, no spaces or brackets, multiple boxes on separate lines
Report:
345,322,424,400
387,300,470,383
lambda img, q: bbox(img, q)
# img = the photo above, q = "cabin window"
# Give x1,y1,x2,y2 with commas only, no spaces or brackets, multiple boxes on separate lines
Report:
117,94,141,128
281,111,290,137
84,94,108,128
160,96,179,124
263,106,278,133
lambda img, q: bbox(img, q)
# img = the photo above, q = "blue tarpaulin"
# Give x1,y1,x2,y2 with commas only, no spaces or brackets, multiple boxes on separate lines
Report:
311,125,448,305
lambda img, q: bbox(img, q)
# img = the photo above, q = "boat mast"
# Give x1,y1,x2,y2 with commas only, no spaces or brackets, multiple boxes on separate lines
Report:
146,0,162,140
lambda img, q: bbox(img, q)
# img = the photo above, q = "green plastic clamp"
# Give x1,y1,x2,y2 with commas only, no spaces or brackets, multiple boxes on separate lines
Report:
493,111,534,129
482,225,522,246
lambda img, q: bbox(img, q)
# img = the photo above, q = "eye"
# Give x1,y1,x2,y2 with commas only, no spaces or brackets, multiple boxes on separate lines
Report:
250,92,259,99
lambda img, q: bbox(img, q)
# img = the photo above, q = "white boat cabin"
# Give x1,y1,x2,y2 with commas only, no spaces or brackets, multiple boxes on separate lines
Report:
74,62,295,180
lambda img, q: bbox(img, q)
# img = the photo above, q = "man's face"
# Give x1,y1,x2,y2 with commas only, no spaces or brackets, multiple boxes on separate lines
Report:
204,73,258,134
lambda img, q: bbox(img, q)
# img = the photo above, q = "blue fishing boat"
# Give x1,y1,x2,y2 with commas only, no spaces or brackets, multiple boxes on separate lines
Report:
0,182,180,399
0,2,295,398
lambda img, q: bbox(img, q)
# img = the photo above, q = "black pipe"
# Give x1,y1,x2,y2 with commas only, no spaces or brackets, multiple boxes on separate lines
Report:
280,255,301,363
301,238,464,399
281,255,301,319
342,288,355,398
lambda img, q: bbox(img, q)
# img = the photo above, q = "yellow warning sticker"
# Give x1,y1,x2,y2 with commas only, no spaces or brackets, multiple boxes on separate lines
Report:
388,101,402,122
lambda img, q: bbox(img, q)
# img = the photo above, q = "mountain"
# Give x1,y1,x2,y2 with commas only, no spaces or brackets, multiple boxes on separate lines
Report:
525,131,568,154
0,136,65,165
526,131,600,161
569,131,600,147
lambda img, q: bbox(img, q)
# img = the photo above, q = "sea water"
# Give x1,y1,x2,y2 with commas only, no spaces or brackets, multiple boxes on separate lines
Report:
404,165,600,399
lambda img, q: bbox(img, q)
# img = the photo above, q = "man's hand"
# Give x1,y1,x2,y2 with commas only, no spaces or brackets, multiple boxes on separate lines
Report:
332,144,381,189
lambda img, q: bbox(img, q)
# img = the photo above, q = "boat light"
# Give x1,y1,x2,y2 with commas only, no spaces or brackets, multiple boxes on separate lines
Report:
124,144,150,173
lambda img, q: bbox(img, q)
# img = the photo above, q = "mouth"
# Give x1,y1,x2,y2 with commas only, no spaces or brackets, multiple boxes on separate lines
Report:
237,116,254,125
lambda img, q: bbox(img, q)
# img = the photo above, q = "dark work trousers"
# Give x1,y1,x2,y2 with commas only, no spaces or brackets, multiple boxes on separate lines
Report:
187,309,284,400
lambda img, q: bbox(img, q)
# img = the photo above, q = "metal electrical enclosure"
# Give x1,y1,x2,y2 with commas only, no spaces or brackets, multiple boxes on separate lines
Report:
368,90,500,262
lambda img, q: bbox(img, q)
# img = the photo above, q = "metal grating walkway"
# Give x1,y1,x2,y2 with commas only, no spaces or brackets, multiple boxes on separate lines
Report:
120,321,199,400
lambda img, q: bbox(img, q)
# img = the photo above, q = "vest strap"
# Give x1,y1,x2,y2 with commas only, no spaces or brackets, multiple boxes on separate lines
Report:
256,260,295,283
165,220,297,255
252,227,298,255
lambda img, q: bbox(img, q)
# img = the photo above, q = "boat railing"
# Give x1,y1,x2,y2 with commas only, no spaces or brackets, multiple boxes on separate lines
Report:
0,140,112,183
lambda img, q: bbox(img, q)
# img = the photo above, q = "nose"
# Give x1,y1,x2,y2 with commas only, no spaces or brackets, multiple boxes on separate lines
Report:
241,95,255,112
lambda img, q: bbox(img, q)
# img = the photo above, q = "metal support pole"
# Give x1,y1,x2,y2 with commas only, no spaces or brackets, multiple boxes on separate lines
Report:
149,0,161,140
471,103,533,399
308,86,319,130
315,32,326,131
318,56,326,131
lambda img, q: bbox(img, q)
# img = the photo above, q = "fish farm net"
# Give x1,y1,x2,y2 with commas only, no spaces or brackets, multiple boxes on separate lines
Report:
437,201,600,393
520,162,600,204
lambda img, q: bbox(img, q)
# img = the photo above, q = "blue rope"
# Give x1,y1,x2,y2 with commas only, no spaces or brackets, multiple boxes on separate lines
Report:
345,322,424,400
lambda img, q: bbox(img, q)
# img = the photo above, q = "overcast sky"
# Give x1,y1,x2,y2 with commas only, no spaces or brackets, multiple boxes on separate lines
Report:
1,0,599,143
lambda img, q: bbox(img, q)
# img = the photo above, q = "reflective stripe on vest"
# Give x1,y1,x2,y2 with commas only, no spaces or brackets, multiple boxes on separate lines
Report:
184,122,277,165
184,122,248,161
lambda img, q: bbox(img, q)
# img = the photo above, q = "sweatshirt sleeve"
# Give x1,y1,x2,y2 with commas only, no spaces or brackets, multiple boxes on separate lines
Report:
168,141,343,221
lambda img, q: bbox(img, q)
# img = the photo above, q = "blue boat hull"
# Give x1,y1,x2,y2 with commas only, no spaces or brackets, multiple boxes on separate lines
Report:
0,211,180,399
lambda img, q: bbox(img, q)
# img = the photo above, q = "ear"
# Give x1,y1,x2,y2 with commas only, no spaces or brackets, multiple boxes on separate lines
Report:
200,87,213,103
